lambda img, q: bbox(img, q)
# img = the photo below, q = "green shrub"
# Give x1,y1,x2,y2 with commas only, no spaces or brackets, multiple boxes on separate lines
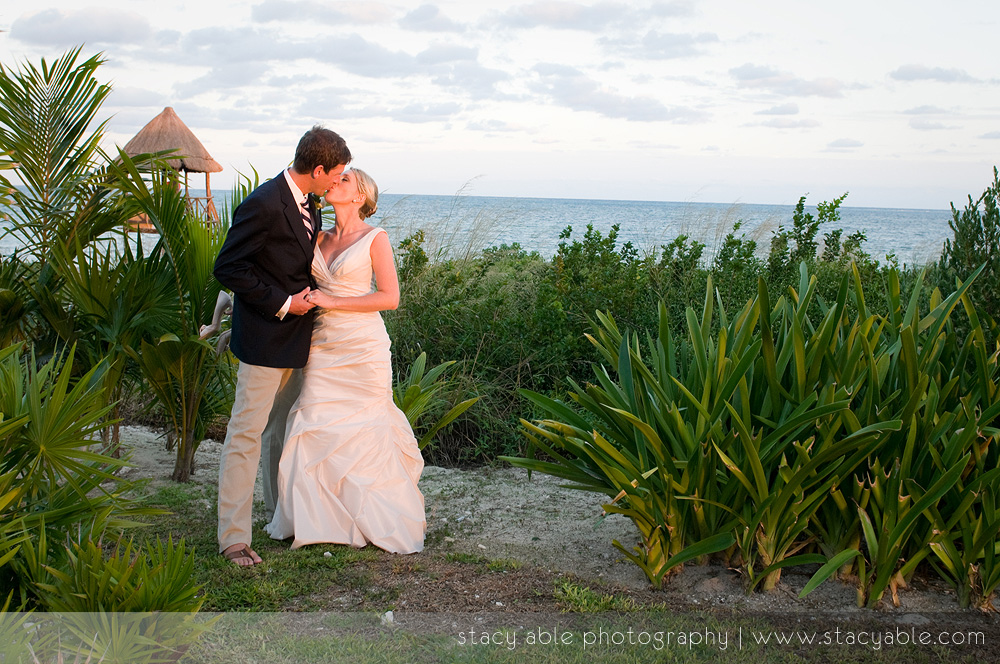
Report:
939,166,1000,337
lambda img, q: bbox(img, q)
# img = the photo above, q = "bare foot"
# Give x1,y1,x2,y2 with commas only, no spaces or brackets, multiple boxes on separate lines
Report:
222,543,262,567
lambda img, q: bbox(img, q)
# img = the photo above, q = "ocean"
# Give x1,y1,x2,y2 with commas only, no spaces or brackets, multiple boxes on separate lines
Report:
1,194,954,265
372,195,953,265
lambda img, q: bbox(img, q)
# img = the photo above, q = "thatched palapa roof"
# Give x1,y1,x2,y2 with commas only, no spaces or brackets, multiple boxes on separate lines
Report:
122,107,222,174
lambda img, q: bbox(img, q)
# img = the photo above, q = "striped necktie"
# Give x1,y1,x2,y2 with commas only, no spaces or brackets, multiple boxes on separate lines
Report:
300,196,314,240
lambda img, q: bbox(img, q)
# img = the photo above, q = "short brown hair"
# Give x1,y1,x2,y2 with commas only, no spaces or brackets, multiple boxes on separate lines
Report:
292,125,351,174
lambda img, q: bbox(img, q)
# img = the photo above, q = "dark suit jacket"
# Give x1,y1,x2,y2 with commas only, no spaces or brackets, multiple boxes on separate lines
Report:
213,173,320,368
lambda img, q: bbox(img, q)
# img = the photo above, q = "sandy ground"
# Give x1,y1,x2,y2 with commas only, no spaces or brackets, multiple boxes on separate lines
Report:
117,424,992,618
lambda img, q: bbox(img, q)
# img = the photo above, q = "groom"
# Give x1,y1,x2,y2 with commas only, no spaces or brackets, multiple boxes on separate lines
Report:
213,126,352,566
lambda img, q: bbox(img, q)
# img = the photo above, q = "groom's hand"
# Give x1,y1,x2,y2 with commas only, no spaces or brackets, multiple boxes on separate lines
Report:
288,287,316,315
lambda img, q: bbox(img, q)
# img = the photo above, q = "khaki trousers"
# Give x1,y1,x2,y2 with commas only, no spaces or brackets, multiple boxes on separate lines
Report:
217,362,302,553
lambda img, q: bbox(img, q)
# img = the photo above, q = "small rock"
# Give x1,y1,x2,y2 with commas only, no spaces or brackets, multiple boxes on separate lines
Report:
323,551,332,558
381,611,394,625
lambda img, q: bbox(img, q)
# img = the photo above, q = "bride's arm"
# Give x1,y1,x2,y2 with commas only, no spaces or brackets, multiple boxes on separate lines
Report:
308,231,400,312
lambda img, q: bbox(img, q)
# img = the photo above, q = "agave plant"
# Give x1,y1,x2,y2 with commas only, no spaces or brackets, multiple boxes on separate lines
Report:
508,278,772,584
920,293,1000,608
32,537,203,613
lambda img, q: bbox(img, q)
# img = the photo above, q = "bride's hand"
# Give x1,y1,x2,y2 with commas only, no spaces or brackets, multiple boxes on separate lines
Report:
305,290,335,309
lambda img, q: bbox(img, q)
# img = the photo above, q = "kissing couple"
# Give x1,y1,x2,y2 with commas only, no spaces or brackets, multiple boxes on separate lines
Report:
213,126,425,566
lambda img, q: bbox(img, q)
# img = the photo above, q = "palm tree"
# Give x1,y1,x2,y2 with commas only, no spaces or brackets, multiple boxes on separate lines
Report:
0,47,185,452
110,151,234,481
0,47,120,264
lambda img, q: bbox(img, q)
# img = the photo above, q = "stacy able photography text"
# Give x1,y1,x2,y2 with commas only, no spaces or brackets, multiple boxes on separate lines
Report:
454,625,989,652
456,626,730,651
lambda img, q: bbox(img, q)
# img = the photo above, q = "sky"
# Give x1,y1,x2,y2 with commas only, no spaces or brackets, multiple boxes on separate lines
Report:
1,1,998,209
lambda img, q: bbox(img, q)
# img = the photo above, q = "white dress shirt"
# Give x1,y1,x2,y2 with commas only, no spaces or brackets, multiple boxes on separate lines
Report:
275,168,312,319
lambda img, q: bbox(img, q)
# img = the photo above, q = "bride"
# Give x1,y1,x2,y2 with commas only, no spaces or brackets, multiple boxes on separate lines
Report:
264,168,425,554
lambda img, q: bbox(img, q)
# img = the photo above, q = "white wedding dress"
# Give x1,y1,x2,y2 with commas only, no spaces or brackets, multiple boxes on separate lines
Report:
264,227,425,554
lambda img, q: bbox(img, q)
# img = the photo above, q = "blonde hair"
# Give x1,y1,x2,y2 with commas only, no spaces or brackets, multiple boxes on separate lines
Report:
350,168,379,220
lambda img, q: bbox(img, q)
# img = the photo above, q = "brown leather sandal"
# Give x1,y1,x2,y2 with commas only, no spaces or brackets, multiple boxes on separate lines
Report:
223,544,260,567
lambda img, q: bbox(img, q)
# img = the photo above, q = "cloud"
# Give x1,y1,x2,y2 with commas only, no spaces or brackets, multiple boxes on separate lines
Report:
752,103,818,127
174,62,272,97
323,35,420,78
903,105,949,114
466,119,523,133
649,1,696,17
290,86,368,118
496,1,695,35
317,98,462,124
11,8,151,46
909,118,956,131
730,63,845,98
108,86,168,107
756,103,799,115
431,61,509,99
759,118,819,129
498,1,623,31
981,131,1000,139
603,30,719,59
416,44,478,65
529,63,707,122
252,0,392,25
160,26,293,68
388,102,463,123
312,38,507,98
827,138,863,150
889,65,976,83
400,5,465,32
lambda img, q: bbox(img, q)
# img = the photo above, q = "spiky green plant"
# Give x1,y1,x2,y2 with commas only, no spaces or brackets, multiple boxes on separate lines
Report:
393,351,480,450
0,253,33,346
0,343,157,607
507,261,1000,603
46,238,179,449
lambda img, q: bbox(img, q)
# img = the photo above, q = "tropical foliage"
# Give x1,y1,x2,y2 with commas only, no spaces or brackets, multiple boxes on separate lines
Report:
109,151,235,481
0,343,202,616
393,351,480,450
505,262,1000,607
4,43,1000,614
0,47,119,265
